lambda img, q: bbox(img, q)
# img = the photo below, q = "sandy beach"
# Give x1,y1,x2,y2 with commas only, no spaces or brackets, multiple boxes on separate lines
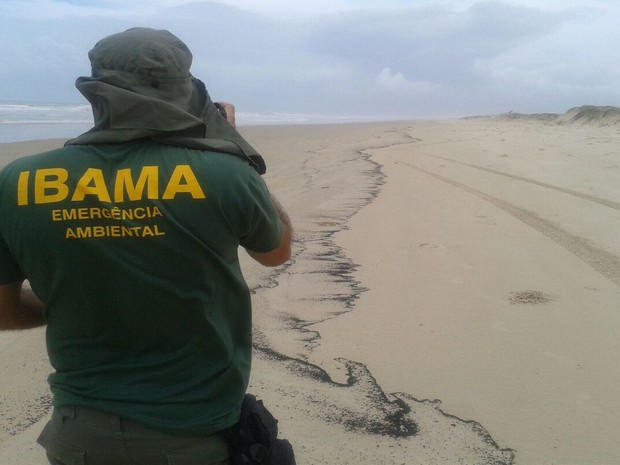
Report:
1,114,619,464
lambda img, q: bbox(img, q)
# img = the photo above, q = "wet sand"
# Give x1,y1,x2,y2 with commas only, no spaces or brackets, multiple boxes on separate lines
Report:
1,117,619,464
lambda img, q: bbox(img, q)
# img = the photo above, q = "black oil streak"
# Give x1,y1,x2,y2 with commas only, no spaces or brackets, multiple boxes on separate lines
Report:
247,131,515,463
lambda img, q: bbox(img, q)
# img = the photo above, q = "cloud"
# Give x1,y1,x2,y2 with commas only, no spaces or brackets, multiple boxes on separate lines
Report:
304,1,574,85
376,68,440,95
0,0,619,118
0,0,121,19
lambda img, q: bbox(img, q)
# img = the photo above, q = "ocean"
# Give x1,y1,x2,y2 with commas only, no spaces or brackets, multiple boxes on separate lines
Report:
0,102,92,144
0,101,374,144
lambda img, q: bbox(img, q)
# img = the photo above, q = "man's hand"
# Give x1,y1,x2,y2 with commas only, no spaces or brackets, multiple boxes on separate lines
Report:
0,280,45,330
216,101,236,128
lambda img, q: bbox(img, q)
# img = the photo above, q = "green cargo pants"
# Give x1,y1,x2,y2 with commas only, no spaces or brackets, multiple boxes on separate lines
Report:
37,406,230,465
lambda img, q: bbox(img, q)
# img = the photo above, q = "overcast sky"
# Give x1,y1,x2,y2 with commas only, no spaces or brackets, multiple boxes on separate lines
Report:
1,0,619,119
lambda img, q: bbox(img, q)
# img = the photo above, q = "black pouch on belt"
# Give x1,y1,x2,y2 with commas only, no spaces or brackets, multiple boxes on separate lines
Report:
221,394,296,465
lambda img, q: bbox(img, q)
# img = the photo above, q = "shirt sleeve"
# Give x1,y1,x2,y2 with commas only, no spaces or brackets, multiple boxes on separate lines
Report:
0,230,23,284
0,165,25,284
238,169,283,253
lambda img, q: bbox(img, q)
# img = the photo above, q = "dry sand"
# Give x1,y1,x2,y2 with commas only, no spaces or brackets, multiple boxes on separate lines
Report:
1,117,619,464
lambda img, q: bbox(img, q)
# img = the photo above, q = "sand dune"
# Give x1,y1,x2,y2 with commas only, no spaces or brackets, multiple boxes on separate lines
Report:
558,105,620,126
467,104,620,127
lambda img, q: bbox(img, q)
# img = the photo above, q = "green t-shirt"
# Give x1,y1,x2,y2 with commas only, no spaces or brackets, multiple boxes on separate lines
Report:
0,141,282,435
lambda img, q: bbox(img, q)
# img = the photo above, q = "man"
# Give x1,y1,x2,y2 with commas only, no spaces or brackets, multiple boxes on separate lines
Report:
0,28,292,465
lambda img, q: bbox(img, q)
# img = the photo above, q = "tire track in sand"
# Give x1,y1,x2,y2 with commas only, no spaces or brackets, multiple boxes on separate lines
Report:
400,161,620,288
431,155,620,211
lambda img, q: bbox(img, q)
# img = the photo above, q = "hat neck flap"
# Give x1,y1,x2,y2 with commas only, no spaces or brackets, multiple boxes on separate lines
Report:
66,73,266,175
